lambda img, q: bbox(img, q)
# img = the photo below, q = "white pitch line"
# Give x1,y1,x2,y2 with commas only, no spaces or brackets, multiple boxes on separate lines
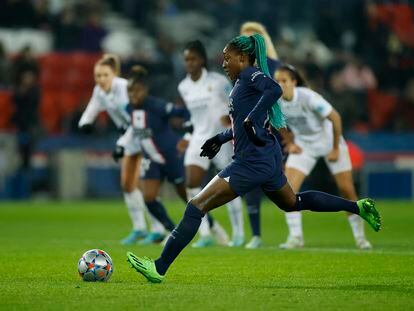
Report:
259,246,414,256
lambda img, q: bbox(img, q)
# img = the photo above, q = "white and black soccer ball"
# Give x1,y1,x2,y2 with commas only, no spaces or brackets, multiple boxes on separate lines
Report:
78,249,113,282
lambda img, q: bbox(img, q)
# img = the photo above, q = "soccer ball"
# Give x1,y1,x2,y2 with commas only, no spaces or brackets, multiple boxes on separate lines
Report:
78,249,113,282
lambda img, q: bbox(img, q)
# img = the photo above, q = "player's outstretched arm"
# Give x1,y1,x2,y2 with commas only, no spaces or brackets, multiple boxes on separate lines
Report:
200,129,233,159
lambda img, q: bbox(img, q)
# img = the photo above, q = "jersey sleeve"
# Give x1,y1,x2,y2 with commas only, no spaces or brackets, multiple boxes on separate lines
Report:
165,102,189,119
307,91,333,118
217,128,233,143
116,81,130,110
267,57,280,77
245,69,282,123
78,87,103,127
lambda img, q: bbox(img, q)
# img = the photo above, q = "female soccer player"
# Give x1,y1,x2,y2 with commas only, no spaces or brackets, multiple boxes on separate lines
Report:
275,64,372,250
122,65,188,237
78,54,164,245
177,40,244,247
239,21,281,249
126,34,381,283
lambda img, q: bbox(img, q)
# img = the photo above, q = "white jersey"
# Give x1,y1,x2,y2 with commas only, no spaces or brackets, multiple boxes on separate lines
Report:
78,77,130,130
178,68,231,143
280,87,337,157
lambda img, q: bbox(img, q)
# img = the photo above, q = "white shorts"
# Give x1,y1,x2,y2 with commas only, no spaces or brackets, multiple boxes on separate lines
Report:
116,127,142,156
286,140,352,176
184,137,233,171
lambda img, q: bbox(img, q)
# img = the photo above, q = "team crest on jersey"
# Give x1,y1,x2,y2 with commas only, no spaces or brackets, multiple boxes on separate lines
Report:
208,85,212,92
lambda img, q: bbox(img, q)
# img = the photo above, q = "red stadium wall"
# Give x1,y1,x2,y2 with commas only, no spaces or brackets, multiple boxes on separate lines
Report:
38,52,102,134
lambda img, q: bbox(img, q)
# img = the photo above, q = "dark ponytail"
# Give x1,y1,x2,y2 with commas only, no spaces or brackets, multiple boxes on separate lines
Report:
278,64,307,87
96,53,121,75
184,40,208,69
128,65,148,87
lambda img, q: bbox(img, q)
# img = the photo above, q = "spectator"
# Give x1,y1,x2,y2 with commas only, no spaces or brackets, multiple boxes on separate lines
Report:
12,70,40,170
0,41,11,88
52,7,81,51
34,0,52,30
78,13,108,52
11,45,39,86
0,0,36,28
338,57,377,91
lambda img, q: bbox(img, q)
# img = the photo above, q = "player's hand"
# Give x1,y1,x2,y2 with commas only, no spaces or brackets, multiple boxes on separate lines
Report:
327,148,339,162
112,145,125,163
200,134,222,159
79,124,94,134
243,118,266,147
284,143,302,154
177,139,189,154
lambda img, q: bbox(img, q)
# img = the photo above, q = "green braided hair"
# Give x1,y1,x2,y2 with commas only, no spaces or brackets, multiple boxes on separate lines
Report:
227,34,286,129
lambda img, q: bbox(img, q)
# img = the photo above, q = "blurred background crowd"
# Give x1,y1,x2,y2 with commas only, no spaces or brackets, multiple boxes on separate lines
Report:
0,0,413,199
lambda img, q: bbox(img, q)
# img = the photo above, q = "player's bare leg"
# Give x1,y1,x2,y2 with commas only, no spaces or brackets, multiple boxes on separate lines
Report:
141,179,176,235
127,176,237,282
279,167,306,249
334,171,372,249
120,154,148,244
264,182,381,232
187,165,229,247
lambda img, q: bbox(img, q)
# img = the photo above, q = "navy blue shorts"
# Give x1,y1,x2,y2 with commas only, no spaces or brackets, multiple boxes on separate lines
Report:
140,155,185,185
218,153,287,196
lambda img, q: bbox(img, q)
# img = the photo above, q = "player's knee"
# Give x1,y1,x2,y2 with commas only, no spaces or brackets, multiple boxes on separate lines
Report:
278,196,299,212
143,192,156,203
188,198,206,214
186,177,200,189
337,183,356,199
121,181,135,193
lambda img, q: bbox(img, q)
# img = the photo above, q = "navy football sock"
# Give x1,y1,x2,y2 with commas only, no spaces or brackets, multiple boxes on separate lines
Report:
155,203,203,275
245,188,263,236
146,200,176,232
296,191,359,214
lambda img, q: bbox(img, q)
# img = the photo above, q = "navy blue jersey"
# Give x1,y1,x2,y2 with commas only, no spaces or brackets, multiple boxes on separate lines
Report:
267,57,281,77
218,66,282,162
130,96,186,164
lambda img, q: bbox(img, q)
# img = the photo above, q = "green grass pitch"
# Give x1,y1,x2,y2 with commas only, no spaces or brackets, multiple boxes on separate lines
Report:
0,199,413,310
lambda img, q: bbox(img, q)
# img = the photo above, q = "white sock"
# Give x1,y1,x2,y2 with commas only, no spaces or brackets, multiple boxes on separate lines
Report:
199,215,211,237
187,187,201,201
187,187,210,237
148,212,165,234
348,214,365,241
285,211,303,238
123,189,147,232
226,197,244,239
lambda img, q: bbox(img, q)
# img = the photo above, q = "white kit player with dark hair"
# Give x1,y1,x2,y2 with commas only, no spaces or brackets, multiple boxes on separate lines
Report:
78,54,164,245
176,40,245,247
275,64,372,250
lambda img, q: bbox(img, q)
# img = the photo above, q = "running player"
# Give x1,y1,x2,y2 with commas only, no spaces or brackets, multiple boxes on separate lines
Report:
126,34,381,283
239,21,281,249
275,64,372,250
78,54,164,245
177,40,243,247
123,65,188,238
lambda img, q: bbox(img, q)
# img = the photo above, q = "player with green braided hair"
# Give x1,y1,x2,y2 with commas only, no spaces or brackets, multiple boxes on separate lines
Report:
126,34,381,283
228,34,286,129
